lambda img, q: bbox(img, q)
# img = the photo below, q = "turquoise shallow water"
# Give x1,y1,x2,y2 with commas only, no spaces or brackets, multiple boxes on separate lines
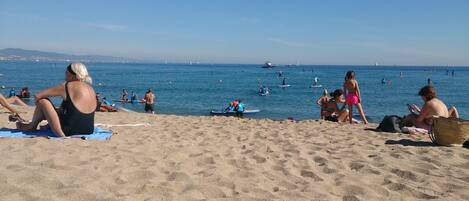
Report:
1,61,468,122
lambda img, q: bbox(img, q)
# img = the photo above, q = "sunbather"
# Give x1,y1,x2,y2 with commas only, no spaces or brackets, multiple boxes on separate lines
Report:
16,62,97,137
323,89,349,122
403,85,458,130
0,93,28,116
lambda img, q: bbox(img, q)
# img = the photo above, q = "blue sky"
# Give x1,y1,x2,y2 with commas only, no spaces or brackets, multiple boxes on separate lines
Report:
0,0,468,65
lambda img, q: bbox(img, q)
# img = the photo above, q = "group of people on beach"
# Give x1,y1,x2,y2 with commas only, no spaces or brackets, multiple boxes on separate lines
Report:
0,63,463,138
7,87,31,99
317,71,368,124
316,70,459,131
120,89,155,113
0,62,157,137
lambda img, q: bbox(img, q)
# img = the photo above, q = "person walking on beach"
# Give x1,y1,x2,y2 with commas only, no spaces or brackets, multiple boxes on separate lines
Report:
344,71,368,124
144,89,155,114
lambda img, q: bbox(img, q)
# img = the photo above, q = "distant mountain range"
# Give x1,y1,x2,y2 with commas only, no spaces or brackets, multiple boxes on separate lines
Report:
0,48,137,63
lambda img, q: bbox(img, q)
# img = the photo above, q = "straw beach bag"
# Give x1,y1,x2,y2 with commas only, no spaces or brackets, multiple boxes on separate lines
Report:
429,116,469,146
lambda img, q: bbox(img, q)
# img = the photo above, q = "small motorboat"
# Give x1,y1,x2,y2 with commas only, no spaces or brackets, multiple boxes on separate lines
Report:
262,62,275,68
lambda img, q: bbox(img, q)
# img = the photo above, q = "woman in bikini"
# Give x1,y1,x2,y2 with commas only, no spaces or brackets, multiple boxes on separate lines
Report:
322,89,349,122
17,62,97,137
343,71,368,124
316,89,330,119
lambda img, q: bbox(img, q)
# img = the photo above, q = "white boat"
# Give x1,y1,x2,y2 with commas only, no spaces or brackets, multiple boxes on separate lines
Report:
262,62,274,68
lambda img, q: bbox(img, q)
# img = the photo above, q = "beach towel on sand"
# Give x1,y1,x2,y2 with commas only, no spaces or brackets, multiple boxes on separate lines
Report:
0,127,112,140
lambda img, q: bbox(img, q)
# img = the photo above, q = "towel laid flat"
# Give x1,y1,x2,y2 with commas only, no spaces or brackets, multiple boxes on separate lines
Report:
0,127,113,140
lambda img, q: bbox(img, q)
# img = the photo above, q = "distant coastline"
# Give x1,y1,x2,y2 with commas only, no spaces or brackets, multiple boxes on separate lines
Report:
0,48,468,67
0,48,138,63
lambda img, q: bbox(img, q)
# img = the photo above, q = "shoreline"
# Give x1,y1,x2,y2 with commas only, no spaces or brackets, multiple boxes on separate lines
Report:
0,107,467,200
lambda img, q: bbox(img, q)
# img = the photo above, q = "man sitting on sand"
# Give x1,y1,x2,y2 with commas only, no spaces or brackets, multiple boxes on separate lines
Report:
403,85,459,130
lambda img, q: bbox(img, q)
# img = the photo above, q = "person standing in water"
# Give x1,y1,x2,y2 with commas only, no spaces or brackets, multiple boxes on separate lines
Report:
282,77,286,85
121,89,129,102
343,71,368,124
427,78,432,85
144,89,155,114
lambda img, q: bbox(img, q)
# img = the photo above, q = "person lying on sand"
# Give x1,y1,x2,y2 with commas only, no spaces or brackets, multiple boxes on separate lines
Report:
16,62,97,137
403,85,459,130
0,93,28,121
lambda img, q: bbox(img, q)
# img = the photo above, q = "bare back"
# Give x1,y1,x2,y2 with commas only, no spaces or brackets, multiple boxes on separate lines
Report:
421,98,449,120
66,82,97,114
344,79,357,93
145,92,155,104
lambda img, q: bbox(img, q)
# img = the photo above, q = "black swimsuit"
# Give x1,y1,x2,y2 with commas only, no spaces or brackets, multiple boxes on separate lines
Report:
60,82,95,136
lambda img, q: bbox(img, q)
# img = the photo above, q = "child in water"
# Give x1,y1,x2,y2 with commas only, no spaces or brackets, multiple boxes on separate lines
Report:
343,71,368,124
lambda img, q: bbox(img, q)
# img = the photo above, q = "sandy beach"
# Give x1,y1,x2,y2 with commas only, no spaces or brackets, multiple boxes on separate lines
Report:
0,107,468,201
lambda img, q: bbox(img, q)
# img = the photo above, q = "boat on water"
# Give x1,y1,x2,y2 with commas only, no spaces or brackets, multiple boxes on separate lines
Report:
210,109,261,116
262,62,275,68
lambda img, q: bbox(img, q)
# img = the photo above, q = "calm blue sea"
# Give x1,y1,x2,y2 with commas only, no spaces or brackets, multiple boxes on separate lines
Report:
1,61,468,122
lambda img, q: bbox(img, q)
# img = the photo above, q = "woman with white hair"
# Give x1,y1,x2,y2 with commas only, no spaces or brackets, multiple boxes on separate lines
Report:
17,62,97,137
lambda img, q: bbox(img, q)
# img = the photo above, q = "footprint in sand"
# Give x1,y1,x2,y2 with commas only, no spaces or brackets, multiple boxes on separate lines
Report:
300,170,323,182
342,195,361,201
383,178,439,199
313,156,327,165
349,161,365,171
252,155,267,163
167,172,191,182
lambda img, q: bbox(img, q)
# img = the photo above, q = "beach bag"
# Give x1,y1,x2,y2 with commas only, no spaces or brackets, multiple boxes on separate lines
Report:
377,115,403,133
429,116,469,146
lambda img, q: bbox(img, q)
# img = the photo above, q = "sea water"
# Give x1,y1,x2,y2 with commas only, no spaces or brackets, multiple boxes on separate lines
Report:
1,61,467,122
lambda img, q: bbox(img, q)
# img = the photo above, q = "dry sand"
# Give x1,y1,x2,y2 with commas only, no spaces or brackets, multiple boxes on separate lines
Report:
0,107,468,201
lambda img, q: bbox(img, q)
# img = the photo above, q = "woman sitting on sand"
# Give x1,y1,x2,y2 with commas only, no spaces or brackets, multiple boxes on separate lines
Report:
322,89,349,122
403,85,459,130
17,62,97,137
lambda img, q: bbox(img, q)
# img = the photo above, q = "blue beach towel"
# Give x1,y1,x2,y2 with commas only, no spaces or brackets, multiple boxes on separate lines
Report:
0,127,113,141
